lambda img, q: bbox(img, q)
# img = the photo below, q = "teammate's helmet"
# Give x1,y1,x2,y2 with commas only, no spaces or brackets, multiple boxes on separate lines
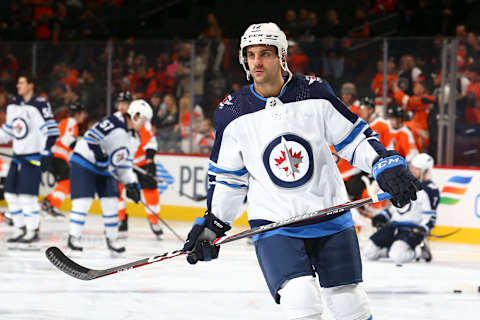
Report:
386,102,405,119
116,91,132,102
411,153,434,171
68,101,85,113
359,97,375,109
127,99,153,126
239,22,291,80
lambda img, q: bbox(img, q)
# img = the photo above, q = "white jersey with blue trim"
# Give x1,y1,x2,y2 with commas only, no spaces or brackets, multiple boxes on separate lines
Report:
379,180,439,230
0,95,59,155
72,112,139,185
208,75,386,237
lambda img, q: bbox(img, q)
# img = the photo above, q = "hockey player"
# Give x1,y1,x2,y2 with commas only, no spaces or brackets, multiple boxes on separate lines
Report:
363,153,439,263
41,101,88,216
67,99,151,254
182,23,422,320
387,101,419,162
118,105,164,239
0,74,59,246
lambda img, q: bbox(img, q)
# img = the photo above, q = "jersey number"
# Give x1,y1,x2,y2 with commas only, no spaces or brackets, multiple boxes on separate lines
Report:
42,107,53,119
99,119,114,132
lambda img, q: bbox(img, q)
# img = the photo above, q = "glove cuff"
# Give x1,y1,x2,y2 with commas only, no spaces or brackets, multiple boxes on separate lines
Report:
204,212,231,237
371,151,407,179
146,149,156,160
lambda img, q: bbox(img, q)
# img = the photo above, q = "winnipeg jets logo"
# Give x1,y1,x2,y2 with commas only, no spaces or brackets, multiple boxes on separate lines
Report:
274,137,303,179
111,147,129,167
11,117,28,139
263,134,314,188
218,94,232,109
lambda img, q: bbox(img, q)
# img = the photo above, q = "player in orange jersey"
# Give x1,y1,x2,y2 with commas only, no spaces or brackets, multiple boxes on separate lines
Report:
387,102,419,162
41,102,88,216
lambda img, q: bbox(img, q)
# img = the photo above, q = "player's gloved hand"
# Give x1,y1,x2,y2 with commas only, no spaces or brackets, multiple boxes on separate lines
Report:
41,154,53,172
183,212,231,264
372,150,422,208
145,162,156,176
95,153,110,171
372,214,388,228
125,183,141,203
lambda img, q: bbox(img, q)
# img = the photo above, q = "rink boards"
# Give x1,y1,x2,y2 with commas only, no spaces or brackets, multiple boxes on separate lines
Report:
1,148,479,244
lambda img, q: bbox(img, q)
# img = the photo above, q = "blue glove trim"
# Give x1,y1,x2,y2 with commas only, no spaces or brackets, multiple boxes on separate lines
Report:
372,155,407,179
193,217,206,226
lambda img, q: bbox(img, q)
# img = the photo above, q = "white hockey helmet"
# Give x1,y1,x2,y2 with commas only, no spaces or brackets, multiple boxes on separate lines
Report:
411,153,434,171
127,99,153,126
239,22,291,80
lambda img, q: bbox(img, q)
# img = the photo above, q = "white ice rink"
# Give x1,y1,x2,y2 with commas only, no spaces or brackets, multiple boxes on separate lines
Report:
1,214,479,320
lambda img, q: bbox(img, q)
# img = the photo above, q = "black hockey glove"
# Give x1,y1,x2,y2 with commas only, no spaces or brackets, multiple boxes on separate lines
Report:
183,212,231,265
372,214,388,228
372,150,422,208
125,183,141,203
41,154,53,172
145,162,156,176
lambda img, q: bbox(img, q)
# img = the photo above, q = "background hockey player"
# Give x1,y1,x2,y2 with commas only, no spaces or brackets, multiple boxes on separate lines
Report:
118,100,164,239
386,101,419,162
0,74,59,246
67,99,151,255
182,22,422,320
363,153,439,263
41,101,88,217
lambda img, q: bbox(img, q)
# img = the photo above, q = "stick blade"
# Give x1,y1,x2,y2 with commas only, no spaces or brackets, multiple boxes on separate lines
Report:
45,247,96,280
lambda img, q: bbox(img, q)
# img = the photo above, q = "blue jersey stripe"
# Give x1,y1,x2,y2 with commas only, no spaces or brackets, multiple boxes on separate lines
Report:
208,163,248,176
333,120,367,152
215,180,248,189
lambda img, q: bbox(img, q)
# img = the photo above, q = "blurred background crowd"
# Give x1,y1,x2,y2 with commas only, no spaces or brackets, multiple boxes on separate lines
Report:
0,0,479,164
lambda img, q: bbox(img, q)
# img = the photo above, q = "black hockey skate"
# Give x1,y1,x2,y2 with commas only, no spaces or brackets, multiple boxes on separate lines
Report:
41,198,65,218
67,235,83,253
148,219,164,239
118,214,128,239
7,226,26,245
419,241,432,262
106,237,125,254
16,228,40,251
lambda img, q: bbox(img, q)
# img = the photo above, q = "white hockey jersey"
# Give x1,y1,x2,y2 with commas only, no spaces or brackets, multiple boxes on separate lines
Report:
377,180,439,231
0,95,59,157
208,75,387,240
70,112,139,185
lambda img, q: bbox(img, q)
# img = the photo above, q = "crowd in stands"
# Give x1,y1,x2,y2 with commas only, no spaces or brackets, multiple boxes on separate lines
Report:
0,2,479,164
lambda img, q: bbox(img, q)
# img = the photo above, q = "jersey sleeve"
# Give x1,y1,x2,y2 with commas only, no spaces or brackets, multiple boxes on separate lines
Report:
207,105,249,224
0,104,15,144
34,98,59,153
420,181,440,232
142,121,158,152
314,80,386,173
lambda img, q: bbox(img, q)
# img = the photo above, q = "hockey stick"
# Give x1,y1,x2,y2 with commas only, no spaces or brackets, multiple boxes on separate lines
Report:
133,165,207,202
45,192,391,280
140,199,185,242
389,222,462,239
0,151,41,166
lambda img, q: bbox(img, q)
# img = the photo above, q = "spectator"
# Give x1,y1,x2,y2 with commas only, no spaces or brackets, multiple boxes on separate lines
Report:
350,7,371,38
369,0,396,15
154,93,180,153
49,82,68,111
397,54,424,96
464,62,480,124
393,81,435,151
323,9,347,82
371,58,398,106
340,82,360,114
146,54,175,99
175,43,207,106
176,93,203,154
288,41,309,75
194,118,215,155
282,9,303,39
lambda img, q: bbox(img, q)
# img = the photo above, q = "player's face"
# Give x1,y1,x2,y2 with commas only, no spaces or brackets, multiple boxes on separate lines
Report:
358,104,372,121
77,111,88,124
389,117,402,129
246,45,281,85
408,163,423,180
117,101,129,114
16,77,32,96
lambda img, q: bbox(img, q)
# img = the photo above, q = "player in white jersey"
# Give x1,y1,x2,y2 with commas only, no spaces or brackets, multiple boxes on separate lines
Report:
364,153,439,263
66,99,152,255
182,23,422,320
0,74,59,246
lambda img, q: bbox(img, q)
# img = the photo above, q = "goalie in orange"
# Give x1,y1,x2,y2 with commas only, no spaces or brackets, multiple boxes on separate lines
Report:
41,102,88,216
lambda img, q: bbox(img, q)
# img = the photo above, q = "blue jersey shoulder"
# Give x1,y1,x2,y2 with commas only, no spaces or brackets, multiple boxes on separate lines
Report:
214,85,259,131
11,95,53,120
422,179,440,210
